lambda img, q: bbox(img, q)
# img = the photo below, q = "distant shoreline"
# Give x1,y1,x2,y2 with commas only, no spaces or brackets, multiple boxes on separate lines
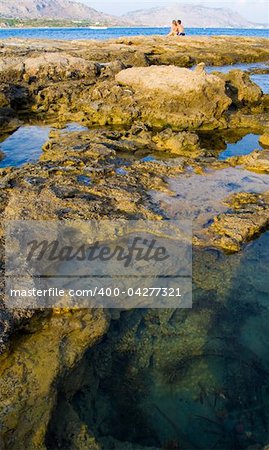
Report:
0,26,268,30
0,25,267,42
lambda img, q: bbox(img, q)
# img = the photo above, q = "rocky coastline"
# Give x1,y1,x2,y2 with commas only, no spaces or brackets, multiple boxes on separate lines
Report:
0,35,269,449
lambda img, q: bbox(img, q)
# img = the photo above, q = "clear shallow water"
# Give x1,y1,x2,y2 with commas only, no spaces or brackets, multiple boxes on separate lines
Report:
0,122,88,168
151,133,267,226
48,231,269,449
0,27,268,40
152,167,269,229
0,125,51,168
219,133,262,160
87,176,269,449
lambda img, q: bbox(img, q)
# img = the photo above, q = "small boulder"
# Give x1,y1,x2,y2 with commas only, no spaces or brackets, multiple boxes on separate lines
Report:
152,129,201,155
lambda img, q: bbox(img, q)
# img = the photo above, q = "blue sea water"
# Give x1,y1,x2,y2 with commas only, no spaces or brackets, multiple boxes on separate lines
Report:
0,27,268,40
219,133,262,160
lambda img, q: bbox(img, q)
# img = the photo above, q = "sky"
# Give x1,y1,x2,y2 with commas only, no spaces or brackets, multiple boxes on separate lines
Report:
83,0,269,23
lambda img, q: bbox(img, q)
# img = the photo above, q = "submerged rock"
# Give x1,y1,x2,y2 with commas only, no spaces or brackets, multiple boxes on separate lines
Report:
198,191,269,252
0,309,109,450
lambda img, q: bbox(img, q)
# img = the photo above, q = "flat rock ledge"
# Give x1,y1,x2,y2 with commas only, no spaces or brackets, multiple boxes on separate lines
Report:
196,191,269,252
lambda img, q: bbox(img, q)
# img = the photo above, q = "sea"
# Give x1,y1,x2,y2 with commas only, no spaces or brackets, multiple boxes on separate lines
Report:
0,27,267,40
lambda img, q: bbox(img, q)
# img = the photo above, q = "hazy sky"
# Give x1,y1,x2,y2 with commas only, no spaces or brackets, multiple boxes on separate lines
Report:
83,0,269,23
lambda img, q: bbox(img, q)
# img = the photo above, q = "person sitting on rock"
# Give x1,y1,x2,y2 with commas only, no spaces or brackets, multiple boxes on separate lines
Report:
168,20,178,36
177,20,186,36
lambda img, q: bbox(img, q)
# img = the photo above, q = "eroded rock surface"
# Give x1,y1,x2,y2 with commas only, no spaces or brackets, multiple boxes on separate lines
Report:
115,65,231,129
217,69,263,107
229,149,269,173
0,36,268,132
0,53,101,83
196,191,269,252
0,35,269,450
0,309,109,450
260,132,269,148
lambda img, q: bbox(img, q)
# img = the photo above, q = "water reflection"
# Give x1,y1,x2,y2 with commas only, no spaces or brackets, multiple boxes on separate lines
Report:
0,125,51,168
0,122,89,168
218,134,262,160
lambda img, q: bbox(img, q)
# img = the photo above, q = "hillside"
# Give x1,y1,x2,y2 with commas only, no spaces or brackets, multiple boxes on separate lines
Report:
0,0,122,24
122,3,253,28
0,0,262,28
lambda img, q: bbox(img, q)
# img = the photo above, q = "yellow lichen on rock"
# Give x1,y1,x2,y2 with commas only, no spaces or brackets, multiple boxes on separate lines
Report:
259,132,269,148
0,310,109,450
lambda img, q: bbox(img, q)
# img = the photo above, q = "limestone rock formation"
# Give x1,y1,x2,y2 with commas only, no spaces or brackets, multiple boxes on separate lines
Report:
0,309,109,450
0,53,100,83
0,35,268,449
217,69,263,107
152,129,201,156
0,108,22,133
200,191,269,252
114,65,232,130
229,149,269,173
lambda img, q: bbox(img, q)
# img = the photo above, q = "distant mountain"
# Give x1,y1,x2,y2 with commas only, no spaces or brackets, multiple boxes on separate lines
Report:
0,0,263,28
122,3,254,28
0,0,122,24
